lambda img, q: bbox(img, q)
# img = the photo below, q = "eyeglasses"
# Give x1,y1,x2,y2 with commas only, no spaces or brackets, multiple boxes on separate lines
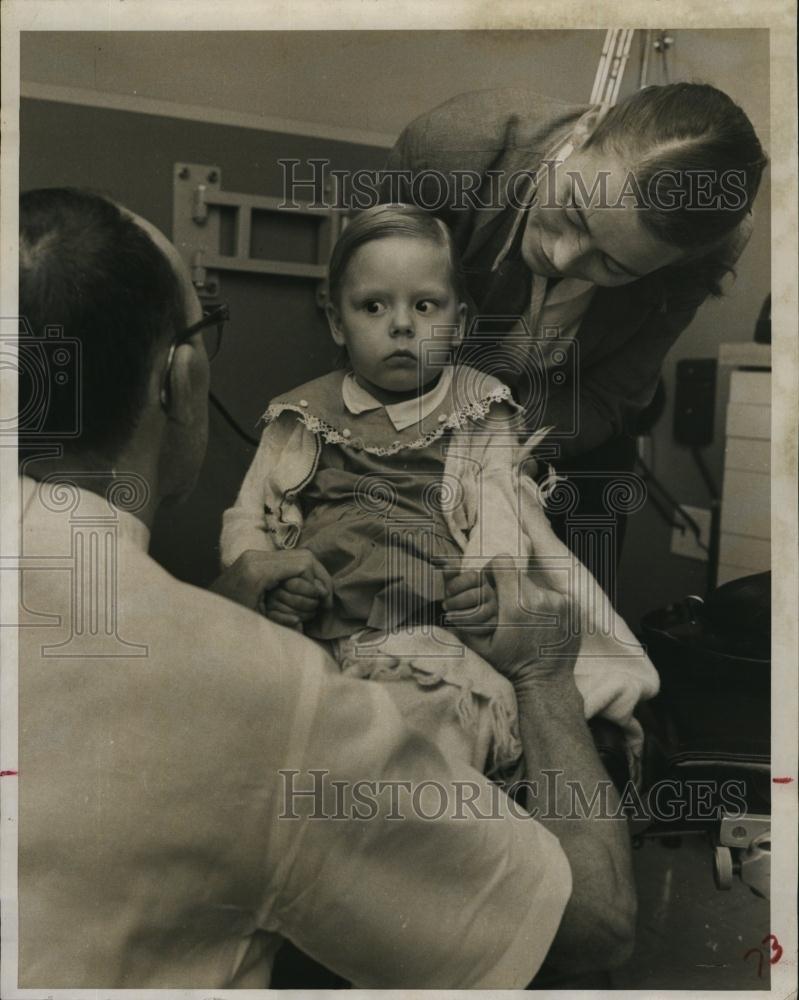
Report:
181,302,229,362
160,302,229,408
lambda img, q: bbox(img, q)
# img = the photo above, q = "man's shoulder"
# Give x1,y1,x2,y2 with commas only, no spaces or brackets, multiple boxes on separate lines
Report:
399,88,587,160
145,558,314,672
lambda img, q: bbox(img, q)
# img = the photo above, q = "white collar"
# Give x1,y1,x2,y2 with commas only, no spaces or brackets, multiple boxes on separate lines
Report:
342,367,454,432
21,474,151,553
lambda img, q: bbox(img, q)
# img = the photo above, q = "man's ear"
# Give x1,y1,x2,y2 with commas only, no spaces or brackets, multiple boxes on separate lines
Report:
326,302,346,347
163,342,202,425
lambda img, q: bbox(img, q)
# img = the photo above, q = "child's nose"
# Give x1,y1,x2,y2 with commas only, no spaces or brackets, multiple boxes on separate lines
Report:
390,305,415,336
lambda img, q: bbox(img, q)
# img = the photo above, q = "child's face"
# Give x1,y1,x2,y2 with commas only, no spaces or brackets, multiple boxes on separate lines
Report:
327,236,466,397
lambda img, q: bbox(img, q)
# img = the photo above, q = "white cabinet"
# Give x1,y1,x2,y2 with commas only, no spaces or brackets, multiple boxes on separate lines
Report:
718,356,771,585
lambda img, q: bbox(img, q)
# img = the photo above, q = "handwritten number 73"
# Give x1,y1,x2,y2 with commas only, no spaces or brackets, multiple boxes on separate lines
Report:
743,934,783,978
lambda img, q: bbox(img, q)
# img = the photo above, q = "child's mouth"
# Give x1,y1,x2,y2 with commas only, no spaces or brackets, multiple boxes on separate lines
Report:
385,350,417,363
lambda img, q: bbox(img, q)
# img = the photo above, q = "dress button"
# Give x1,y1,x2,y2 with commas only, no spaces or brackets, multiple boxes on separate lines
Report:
438,413,447,423
342,428,352,438
299,399,309,407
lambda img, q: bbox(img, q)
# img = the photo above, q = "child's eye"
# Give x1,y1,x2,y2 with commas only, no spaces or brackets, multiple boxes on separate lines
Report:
364,301,385,315
416,299,438,313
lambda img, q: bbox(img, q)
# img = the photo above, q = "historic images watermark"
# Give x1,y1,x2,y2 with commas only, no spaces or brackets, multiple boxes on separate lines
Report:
279,768,749,823
6,316,150,654
329,323,648,658
7,311,646,657
279,159,750,213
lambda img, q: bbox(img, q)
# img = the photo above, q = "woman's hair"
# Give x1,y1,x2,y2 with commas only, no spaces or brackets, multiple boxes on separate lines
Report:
584,82,768,296
327,203,468,306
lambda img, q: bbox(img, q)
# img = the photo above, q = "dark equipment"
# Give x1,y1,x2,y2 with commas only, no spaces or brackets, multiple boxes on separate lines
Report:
638,572,771,897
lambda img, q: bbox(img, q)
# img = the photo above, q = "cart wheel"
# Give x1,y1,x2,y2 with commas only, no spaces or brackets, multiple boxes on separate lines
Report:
714,845,734,889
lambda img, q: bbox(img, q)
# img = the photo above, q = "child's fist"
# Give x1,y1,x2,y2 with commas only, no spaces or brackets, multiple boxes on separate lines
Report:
263,574,329,630
442,568,498,636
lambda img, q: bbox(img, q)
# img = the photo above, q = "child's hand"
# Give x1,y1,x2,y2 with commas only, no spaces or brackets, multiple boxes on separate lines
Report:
263,574,329,630
212,548,330,620
442,568,498,636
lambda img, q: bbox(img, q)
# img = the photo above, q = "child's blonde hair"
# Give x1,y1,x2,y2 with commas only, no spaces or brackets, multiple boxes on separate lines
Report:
327,204,468,306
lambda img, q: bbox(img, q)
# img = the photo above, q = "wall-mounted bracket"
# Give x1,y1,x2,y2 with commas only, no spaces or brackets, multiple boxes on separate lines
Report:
172,162,343,303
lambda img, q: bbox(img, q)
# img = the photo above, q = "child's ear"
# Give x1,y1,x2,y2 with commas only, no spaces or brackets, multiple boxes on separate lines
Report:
325,302,346,347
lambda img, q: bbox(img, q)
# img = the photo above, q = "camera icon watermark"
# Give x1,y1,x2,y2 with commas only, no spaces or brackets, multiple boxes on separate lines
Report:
417,316,579,444
1,317,82,440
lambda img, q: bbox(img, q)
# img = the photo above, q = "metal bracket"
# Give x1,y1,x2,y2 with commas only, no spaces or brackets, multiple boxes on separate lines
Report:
172,163,343,303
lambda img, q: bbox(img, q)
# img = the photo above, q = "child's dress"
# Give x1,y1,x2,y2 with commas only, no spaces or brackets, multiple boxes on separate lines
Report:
298,434,461,640
221,364,659,776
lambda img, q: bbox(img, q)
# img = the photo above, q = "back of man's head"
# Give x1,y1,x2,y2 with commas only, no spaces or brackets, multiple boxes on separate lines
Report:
19,188,185,463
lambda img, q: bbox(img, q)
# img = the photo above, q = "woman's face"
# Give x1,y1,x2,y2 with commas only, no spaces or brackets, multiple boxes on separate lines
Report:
521,145,685,286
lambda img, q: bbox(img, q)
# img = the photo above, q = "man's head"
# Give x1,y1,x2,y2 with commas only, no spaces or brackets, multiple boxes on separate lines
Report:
522,83,767,293
19,188,210,505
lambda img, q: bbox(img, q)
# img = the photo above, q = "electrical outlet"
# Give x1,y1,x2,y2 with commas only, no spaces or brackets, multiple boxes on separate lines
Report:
671,505,712,561
673,358,717,446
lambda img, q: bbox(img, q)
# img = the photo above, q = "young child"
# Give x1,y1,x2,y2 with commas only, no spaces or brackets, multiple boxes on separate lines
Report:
221,204,658,775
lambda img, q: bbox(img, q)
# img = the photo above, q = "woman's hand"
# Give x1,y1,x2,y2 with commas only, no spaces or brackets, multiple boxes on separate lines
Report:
210,548,332,628
457,556,581,688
